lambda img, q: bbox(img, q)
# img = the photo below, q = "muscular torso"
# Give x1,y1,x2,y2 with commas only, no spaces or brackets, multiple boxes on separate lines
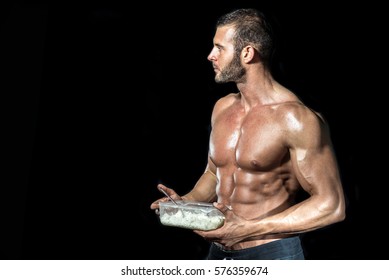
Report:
209,95,303,247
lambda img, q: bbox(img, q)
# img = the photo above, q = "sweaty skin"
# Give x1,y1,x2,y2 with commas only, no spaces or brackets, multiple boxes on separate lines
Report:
151,24,345,250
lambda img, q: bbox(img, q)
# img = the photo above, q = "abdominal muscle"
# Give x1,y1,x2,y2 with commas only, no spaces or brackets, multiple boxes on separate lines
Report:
214,166,299,250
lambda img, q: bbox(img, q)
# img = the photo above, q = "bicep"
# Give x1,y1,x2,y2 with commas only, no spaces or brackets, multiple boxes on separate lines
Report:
288,115,343,200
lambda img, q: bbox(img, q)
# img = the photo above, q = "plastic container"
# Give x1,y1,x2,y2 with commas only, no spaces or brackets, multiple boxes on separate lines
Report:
159,200,225,231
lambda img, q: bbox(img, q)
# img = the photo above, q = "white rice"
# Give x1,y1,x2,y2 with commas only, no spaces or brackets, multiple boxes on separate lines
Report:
160,208,224,231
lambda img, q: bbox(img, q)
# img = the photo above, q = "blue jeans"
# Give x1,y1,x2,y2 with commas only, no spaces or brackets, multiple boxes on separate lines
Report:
206,236,305,260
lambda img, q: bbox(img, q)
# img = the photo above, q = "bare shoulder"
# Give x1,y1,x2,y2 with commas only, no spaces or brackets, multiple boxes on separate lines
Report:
274,101,326,127
214,92,239,110
274,101,331,146
211,93,240,121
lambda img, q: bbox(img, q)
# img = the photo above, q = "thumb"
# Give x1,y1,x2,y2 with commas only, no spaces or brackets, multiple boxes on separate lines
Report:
212,202,233,213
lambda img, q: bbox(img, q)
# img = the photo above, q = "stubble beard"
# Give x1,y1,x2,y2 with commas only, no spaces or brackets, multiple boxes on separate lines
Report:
215,53,246,84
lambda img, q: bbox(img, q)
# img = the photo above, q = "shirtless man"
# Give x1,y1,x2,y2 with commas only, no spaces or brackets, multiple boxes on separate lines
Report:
150,8,345,260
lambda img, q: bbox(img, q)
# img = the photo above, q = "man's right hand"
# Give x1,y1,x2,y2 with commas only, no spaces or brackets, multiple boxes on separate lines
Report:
150,184,182,211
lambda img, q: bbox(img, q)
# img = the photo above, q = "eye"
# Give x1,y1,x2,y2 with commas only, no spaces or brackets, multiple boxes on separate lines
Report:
214,45,222,54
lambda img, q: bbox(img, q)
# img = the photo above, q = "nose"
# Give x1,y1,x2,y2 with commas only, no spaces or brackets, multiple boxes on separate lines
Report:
207,48,216,61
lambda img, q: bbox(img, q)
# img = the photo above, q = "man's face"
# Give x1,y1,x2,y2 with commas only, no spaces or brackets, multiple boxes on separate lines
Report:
208,25,246,84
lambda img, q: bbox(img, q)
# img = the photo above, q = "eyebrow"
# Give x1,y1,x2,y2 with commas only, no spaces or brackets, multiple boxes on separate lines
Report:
214,43,224,49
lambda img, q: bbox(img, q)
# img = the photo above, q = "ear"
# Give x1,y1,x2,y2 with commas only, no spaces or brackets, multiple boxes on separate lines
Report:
241,45,256,63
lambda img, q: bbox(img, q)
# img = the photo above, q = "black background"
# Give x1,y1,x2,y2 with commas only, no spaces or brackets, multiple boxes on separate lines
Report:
1,0,385,259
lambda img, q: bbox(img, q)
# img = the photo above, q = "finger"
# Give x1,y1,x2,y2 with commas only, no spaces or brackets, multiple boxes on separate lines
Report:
150,196,170,210
213,202,233,213
157,183,168,190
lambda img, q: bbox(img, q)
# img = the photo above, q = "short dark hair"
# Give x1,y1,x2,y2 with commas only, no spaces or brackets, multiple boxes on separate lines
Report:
216,8,274,68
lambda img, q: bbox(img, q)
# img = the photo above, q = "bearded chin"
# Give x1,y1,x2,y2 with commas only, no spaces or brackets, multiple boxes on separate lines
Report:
216,69,245,83
215,56,245,83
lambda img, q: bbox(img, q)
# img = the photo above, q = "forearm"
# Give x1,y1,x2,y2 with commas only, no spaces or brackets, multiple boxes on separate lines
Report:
252,195,345,236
